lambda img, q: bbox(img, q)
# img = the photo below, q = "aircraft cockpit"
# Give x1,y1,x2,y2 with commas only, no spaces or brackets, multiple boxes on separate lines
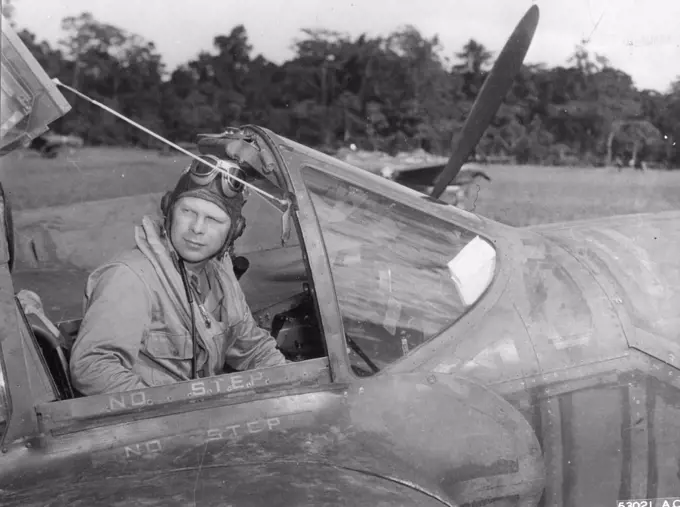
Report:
1,120,501,410
0,16,501,411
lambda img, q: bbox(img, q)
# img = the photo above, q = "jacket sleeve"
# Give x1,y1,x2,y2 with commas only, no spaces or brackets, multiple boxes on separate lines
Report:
69,262,152,395
222,272,288,371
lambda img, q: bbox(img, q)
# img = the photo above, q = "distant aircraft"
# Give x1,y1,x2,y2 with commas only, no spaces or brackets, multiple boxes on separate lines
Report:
335,148,493,207
28,133,83,158
378,161,492,207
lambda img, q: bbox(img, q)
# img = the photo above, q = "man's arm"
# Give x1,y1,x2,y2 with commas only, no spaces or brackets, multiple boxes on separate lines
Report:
69,263,152,395
222,271,288,371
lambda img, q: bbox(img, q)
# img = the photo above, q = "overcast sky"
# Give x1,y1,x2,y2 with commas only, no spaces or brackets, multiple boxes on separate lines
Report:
12,0,680,93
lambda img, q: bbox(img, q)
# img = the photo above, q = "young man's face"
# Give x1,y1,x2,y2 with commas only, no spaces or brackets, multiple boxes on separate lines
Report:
171,196,232,264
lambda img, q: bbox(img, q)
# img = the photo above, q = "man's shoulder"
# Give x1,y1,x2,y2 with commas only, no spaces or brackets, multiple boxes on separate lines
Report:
100,248,152,272
111,248,150,267
84,248,161,301
89,249,156,285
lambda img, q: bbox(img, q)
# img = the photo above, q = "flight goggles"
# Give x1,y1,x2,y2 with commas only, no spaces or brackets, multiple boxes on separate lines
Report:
186,154,247,198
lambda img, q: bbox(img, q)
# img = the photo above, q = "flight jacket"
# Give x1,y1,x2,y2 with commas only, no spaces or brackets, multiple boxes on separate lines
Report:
69,215,287,396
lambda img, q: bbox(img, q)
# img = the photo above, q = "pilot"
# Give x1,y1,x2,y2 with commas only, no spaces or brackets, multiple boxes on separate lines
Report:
69,154,287,396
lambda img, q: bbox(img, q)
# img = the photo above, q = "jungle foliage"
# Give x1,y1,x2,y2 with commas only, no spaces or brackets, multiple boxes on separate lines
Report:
4,5,679,167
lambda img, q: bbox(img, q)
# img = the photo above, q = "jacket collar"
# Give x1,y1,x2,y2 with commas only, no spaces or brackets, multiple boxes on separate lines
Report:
134,216,196,323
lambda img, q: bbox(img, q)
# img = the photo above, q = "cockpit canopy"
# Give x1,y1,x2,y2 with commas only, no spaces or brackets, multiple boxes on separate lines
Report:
297,162,497,372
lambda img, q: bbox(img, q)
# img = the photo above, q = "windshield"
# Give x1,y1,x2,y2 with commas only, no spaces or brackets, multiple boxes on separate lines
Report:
301,165,497,375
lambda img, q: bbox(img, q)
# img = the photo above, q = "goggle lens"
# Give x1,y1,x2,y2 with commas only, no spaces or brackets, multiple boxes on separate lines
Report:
221,167,246,197
191,157,215,176
188,155,247,198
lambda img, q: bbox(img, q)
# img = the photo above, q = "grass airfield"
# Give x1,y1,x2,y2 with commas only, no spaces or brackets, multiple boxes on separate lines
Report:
4,146,679,224
2,146,680,321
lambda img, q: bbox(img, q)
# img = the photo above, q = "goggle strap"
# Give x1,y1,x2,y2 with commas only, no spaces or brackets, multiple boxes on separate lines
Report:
186,155,284,207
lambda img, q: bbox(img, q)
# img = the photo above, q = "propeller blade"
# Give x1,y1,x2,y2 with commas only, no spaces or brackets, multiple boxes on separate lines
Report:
430,5,540,200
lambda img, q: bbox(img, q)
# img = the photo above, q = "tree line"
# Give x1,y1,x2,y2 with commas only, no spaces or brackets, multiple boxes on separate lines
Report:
5,7,680,167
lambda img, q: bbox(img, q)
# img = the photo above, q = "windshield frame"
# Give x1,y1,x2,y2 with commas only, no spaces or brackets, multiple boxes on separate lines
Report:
250,128,514,379
287,154,508,378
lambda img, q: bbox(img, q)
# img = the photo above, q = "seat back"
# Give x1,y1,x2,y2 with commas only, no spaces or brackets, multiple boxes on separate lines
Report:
26,312,75,400
15,291,75,400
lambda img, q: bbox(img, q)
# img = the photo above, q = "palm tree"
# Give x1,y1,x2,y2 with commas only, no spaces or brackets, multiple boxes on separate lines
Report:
453,39,493,75
606,119,662,168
